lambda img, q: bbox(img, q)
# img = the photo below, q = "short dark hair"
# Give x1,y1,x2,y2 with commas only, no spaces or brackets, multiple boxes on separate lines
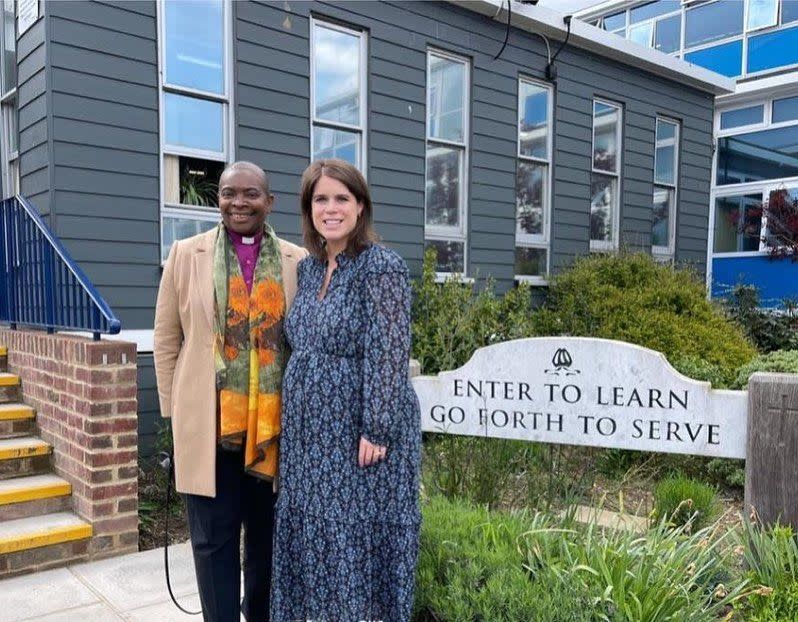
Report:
219,161,271,194
299,159,378,259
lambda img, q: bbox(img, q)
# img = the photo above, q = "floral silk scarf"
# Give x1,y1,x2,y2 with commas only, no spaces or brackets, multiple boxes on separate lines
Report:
213,223,285,480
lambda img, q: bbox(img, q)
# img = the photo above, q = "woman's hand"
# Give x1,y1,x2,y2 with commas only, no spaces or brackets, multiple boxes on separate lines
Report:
358,436,387,467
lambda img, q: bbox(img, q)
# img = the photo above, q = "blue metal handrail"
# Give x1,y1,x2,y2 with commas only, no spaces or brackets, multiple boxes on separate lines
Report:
0,195,121,340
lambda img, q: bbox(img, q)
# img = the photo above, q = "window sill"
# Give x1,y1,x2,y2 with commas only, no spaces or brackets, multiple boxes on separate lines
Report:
433,273,475,284
514,275,548,286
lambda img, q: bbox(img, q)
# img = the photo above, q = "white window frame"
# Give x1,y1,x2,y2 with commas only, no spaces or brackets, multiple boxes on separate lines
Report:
652,116,680,258
0,0,16,199
595,0,798,80
309,17,368,173
590,98,623,252
515,76,553,285
708,90,798,263
156,0,233,263
424,48,470,278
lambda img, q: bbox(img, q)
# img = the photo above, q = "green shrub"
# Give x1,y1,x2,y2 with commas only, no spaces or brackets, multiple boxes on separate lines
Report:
411,249,536,375
652,475,721,532
530,252,757,387
414,496,594,622
416,495,743,622
724,285,798,353
704,458,746,490
734,522,798,620
732,349,798,390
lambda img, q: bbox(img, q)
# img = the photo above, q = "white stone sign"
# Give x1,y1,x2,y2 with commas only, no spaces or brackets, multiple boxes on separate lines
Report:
412,337,747,459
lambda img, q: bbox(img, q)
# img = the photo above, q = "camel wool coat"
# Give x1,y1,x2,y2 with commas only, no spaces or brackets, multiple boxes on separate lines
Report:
153,227,307,497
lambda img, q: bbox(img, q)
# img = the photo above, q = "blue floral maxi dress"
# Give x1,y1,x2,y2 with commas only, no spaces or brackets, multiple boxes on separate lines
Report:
271,245,422,622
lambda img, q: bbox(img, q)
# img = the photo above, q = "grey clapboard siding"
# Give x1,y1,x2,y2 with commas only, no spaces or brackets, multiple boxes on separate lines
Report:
46,0,159,329
17,18,49,216
136,355,160,459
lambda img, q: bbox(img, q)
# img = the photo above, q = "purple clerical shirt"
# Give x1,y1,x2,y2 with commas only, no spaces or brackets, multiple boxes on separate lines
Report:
227,229,263,293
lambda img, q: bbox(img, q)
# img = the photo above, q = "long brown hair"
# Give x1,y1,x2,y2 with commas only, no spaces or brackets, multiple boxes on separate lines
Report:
299,159,379,259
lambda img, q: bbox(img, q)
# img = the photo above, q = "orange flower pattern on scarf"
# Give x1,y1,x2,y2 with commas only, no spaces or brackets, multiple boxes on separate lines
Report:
213,225,286,481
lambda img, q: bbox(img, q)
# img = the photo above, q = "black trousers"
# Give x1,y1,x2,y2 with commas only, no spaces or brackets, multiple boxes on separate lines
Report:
183,448,275,622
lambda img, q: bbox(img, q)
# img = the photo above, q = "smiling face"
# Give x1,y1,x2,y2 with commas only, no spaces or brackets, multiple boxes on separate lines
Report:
218,168,273,236
311,175,363,256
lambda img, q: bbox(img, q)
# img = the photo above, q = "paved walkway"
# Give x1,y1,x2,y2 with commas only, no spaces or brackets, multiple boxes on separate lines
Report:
0,542,239,621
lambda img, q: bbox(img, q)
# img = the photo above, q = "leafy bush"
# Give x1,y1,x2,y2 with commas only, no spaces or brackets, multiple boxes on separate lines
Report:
530,252,757,387
731,349,798,390
416,495,743,622
422,437,593,511
724,285,798,353
734,521,798,620
415,496,594,622
411,249,536,375
652,475,720,532
704,458,746,490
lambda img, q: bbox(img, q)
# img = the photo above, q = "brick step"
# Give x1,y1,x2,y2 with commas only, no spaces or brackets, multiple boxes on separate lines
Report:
0,373,20,404
0,536,91,578
0,512,93,577
0,346,6,373
0,404,35,439
0,437,52,480
0,474,72,521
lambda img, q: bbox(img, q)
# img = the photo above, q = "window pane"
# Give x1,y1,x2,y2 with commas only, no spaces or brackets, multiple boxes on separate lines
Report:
773,96,798,123
519,81,549,159
164,93,224,154
425,239,465,273
747,26,798,74
764,188,798,248
684,40,743,78
162,214,218,262
655,14,681,53
713,194,762,252
516,161,546,236
1,0,14,95
747,0,778,30
313,126,360,167
655,119,677,185
784,0,798,24
593,102,621,173
685,0,744,47
169,156,223,207
720,105,764,129
590,173,616,242
630,1,681,23
716,125,798,185
603,12,626,31
428,54,466,143
515,247,546,277
652,186,674,248
313,24,361,126
425,145,461,227
164,0,224,94
628,21,653,47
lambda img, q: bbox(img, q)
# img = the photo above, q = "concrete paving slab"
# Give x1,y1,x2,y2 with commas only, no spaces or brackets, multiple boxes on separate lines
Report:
69,542,198,612
122,592,222,621
0,567,100,622
19,603,124,622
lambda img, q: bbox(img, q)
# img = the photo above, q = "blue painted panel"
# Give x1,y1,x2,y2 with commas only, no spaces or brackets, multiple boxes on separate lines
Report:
684,40,743,78
711,255,798,306
747,25,798,74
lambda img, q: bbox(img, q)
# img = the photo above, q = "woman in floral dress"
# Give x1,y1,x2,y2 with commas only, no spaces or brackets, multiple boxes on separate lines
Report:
271,159,421,622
